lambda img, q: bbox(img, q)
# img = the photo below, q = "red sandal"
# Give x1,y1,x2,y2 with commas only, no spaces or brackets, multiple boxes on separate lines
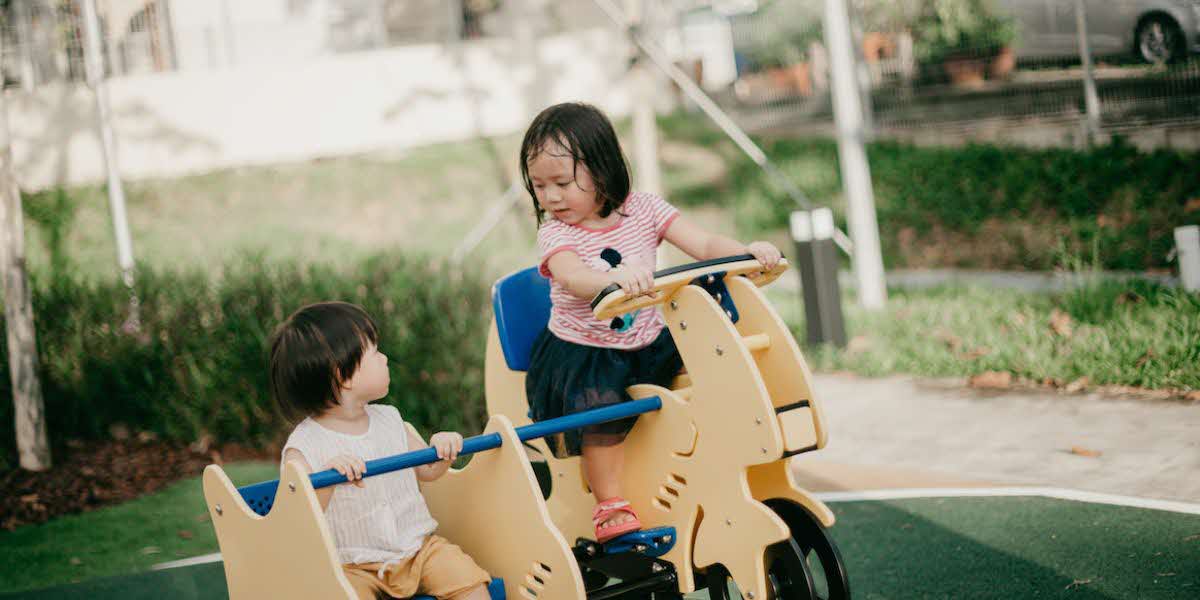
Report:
593,497,642,543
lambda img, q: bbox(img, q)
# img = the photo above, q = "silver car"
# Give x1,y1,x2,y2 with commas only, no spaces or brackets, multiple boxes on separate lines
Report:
999,0,1200,63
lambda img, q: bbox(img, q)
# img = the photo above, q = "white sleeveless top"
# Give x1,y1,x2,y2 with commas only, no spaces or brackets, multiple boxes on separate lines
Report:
282,404,438,567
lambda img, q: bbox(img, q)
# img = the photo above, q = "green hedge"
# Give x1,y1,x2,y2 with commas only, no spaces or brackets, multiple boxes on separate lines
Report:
662,119,1200,271
0,255,492,471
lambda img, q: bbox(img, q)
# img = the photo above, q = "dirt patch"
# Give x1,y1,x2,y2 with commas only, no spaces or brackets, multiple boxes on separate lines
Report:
1,439,276,531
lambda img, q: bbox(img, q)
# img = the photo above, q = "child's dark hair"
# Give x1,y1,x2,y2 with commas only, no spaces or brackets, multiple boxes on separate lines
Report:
519,102,631,225
269,301,379,421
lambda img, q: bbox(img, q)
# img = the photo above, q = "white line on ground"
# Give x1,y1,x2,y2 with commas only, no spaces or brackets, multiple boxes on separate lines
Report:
814,487,1200,515
151,552,222,570
152,487,1200,571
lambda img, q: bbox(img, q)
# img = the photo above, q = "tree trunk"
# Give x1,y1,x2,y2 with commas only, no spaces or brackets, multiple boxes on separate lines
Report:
0,78,51,471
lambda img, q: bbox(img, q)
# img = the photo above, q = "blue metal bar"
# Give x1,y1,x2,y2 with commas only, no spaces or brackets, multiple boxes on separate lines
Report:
514,397,661,444
310,397,662,489
309,433,504,489
242,397,664,498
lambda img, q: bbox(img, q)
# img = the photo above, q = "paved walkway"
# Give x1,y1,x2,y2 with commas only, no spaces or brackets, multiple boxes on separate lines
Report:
791,374,1200,504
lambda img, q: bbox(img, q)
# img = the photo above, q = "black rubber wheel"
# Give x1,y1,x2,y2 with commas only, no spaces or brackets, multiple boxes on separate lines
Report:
704,537,814,599
1136,15,1184,64
703,500,851,599
765,499,851,600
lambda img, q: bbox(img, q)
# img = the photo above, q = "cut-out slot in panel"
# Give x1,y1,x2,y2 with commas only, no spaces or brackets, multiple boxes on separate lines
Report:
653,497,673,511
520,586,539,599
671,423,699,459
669,473,688,486
534,562,552,576
660,485,680,499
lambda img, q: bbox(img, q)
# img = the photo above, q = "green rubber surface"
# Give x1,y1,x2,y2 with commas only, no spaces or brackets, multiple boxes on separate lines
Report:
4,495,1197,599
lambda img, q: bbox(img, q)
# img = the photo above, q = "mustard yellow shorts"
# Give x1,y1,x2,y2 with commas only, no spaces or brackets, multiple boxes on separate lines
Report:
342,535,491,600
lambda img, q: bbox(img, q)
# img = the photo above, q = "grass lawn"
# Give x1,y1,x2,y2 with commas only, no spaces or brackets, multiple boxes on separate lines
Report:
20,136,538,281
15,115,1199,394
0,462,277,594
6,94,1197,599
767,278,1200,392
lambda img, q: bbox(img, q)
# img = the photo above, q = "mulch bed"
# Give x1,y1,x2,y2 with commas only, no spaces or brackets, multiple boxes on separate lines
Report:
1,436,277,531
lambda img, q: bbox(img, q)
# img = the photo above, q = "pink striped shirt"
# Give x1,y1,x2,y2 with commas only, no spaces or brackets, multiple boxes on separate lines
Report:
538,191,680,350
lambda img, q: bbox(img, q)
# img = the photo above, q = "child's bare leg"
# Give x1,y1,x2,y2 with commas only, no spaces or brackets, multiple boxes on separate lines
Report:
581,441,634,528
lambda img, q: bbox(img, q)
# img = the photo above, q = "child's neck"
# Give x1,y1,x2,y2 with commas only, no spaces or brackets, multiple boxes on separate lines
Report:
579,210,620,230
314,400,371,435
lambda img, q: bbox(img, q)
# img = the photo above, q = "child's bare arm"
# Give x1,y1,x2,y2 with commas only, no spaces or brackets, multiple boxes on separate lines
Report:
405,425,463,482
546,251,655,300
663,216,782,267
282,448,366,511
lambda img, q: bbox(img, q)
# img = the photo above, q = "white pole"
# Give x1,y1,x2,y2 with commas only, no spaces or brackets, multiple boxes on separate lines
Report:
1074,0,1102,143
623,0,666,267
80,0,140,328
448,0,463,43
0,64,51,471
823,0,886,309
13,0,37,91
589,0,855,256
1176,226,1200,292
219,0,236,67
625,0,663,197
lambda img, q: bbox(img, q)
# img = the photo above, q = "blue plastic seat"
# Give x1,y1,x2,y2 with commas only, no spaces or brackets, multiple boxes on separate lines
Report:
492,267,552,372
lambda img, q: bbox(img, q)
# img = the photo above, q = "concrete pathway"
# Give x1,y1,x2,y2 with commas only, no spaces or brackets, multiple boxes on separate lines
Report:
791,374,1200,503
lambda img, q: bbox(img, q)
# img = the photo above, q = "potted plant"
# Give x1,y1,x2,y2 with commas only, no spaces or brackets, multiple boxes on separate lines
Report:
910,0,1018,87
737,30,810,98
734,1,824,100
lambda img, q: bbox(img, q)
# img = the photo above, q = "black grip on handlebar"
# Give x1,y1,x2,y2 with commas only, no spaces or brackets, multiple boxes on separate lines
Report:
590,254,758,310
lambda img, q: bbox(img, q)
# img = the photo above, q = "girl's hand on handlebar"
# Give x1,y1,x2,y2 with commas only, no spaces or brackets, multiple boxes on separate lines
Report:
429,431,465,462
325,454,367,488
747,241,783,270
610,263,655,297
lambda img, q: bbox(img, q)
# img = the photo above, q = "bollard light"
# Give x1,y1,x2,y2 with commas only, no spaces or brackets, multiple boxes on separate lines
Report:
791,209,847,347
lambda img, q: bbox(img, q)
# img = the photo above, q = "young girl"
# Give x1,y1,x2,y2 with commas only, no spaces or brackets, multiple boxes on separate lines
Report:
271,301,492,600
520,102,782,543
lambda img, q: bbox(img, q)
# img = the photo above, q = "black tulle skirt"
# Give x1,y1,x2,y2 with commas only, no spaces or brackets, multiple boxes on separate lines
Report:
525,328,684,458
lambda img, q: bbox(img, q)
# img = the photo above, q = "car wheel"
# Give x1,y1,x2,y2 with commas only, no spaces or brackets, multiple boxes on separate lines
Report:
1136,15,1184,64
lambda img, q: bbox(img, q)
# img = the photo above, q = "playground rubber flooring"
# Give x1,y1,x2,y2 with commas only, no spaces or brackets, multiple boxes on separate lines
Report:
4,492,1196,599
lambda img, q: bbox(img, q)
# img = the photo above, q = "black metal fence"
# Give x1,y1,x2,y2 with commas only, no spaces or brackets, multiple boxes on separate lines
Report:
720,0,1200,142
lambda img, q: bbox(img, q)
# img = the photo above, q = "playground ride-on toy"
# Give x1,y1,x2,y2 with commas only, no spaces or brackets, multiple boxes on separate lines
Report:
202,255,849,600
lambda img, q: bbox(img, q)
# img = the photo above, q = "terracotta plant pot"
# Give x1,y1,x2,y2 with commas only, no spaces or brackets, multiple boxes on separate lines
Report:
767,66,793,91
862,32,896,63
943,54,988,88
989,46,1016,80
786,62,812,97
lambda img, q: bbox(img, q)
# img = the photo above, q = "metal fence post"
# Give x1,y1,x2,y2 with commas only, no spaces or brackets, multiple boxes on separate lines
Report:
1074,0,1103,144
80,0,140,331
792,209,847,347
1177,225,1200,292
823,0,887,309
